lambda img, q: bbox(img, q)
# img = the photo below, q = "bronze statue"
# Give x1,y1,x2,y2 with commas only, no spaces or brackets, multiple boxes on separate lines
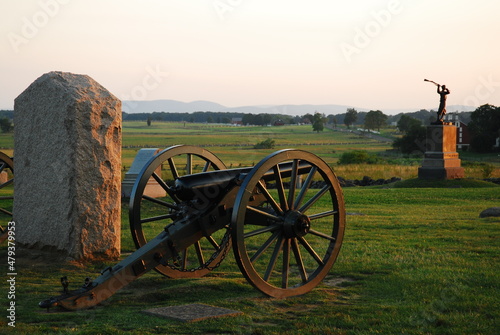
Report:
424,79,450,124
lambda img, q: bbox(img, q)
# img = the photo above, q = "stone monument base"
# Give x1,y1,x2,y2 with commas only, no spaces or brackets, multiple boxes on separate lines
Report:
418,166,465,180
418,125,465,180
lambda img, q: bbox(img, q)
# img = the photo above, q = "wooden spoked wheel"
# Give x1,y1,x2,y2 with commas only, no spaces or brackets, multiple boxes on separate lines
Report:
231,149,345,298
0,152,14,244
129,145,229,278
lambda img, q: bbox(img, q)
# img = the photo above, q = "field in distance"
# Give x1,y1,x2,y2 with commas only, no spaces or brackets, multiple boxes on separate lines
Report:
0,120,497,180
122,121,499,180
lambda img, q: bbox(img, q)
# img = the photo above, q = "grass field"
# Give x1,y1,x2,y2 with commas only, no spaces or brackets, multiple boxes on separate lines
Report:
121,122,388,171
2,121,499,180
1,185,499,334
0,121,499,334
120,121,499,180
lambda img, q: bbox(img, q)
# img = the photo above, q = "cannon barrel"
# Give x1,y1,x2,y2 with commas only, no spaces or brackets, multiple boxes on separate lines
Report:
173,161,313,201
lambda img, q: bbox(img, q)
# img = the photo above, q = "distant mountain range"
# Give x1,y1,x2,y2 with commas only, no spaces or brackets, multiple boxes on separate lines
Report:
122,99,476,116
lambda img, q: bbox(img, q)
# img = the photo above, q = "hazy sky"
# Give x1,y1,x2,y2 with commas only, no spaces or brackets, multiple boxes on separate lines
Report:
1,0,499,113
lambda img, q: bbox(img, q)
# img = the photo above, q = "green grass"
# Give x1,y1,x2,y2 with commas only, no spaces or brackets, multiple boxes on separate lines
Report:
388,178,500,188
1,122,499,334
1,185,499,334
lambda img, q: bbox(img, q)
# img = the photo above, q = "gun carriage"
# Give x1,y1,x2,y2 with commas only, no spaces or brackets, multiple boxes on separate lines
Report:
35,145,345,310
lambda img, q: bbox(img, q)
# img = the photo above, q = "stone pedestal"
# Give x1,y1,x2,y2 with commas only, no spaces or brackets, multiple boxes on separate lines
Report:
122,148,166,198
14,71,122,260
418,125,465,180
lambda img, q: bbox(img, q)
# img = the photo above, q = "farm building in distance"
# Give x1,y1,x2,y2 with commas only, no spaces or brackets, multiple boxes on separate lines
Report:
445,113,470,150
231,117,243,125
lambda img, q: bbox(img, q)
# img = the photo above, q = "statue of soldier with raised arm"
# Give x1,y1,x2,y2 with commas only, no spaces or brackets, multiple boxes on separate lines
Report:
424,79,450,124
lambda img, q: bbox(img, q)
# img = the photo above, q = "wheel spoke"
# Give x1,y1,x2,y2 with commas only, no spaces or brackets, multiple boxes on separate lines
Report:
202,160,211,172
142,195,179,210
244,223,281,238
206,235,220,250
186,154,192,175
0,162,5,173
246,205,281,222
140,213,175,224
308,229,336,242
308,210,337,221
297,236,324,266
0,208,13,216
264,235,284,281
250,230,280,263
0,178,14,189
151,172,174,196
273,165,288,212
195,241,205,265
299,184,331,214
291,238,308,283
257,180,283,216
287,159,298,209
293,166,316,210
282,238,290,288
181,249,188,270
167,157,179,180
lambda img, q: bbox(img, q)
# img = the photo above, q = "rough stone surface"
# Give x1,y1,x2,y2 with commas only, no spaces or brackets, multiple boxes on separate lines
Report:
479,207,500,218
14,71,121,260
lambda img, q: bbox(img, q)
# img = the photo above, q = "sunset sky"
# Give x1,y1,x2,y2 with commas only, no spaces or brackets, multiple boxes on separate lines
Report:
1,0,499,114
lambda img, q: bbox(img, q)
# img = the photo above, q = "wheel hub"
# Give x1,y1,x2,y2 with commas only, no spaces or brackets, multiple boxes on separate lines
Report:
283,211,310,238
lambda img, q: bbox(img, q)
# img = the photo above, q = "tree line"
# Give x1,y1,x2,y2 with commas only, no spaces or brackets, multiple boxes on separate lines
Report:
1,105,497,153
125,111,300,125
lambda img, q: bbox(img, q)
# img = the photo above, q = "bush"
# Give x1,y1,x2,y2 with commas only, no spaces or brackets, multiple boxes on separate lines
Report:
481,163,495,178
392,125,426,154
254,138,275,149
338,150,380,165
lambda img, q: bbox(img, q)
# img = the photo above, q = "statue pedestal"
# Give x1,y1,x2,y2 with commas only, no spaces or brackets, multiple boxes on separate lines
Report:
418,125,465,180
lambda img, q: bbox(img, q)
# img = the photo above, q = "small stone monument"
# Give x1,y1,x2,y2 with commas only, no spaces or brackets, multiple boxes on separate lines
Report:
479,207,500,218
14,71,122,260
419,80,464,180
122,148,166,198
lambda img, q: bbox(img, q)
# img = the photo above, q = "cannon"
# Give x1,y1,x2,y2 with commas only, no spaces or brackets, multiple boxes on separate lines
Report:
0,151,14,244
40,145,345,310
